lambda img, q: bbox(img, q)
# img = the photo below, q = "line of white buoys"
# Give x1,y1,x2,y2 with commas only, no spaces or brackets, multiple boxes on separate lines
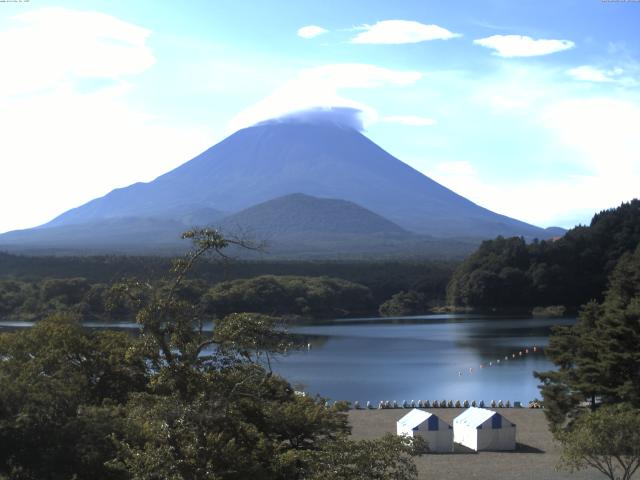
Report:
456,345,542,377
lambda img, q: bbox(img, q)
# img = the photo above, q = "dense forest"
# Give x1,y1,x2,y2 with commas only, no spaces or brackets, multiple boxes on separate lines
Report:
0,253,455,321
0,230,424,479
447,200,640,311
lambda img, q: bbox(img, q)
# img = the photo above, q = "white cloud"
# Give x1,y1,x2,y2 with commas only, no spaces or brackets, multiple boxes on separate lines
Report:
350,20,460,44
0,7,155,96
227,63,423,132
415,65,640,228
541,97,640,174
474,34,574,57
430,164,633,228
381,115,435,126
297,25,328,39
0,84,214,234
566,65,637,86
567,65,614,83
0,8,213,233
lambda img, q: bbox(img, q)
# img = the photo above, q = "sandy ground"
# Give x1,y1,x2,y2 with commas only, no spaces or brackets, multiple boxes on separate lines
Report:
348,408,608,480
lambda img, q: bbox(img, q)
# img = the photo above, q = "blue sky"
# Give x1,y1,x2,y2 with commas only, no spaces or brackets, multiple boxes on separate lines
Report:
1,0,639,233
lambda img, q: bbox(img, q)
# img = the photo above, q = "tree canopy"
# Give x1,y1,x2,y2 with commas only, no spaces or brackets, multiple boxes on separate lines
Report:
0,229,423,480
535,243,640,429
557,405,640,480
447,200,640,311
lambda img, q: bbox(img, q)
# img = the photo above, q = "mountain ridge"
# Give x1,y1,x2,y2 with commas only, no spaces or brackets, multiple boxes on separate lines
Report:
0,120,564,257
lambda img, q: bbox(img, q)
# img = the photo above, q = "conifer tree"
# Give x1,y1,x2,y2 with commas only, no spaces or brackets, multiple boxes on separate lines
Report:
536,244,640,429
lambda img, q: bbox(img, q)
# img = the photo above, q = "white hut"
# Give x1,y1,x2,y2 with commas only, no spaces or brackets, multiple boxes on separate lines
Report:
396,409,453,453
453,407,516,451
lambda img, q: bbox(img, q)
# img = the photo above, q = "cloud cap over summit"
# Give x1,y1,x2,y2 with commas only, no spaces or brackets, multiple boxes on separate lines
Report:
256,107,365,132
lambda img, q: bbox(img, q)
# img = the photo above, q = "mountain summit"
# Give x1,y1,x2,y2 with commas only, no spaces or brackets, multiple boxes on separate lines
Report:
0,118,559,256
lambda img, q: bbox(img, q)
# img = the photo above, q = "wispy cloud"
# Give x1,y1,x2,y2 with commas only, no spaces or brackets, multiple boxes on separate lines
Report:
567,65,615,82
381,115,435,126
0,8,211,233
0,7,155,96
422,64,640,227
227,63,423,132
350,20,460,44
297,25,328,39
566,65,638,87
257,107,365,131
474,34,574,57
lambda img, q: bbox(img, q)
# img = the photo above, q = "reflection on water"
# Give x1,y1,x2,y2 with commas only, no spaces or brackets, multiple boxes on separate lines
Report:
278,314,574,404
0,314,572,405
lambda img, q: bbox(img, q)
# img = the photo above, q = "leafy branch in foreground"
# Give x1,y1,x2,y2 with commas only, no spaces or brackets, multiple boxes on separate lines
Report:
0,228,423,479
557,405,640,480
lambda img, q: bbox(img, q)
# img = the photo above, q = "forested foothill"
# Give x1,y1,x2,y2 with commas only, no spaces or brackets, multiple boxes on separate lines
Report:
0,229,424,479
447,200,640,312
535,242,640,480
0,253,455,321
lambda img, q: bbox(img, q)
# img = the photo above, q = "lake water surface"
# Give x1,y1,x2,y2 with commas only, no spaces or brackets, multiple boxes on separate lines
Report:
0,314,572,405
277,314,573,405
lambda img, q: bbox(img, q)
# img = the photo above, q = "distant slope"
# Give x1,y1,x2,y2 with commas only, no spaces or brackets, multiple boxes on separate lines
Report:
0,217,190,255
219,193,409,239
0,119,564,257
0,195,478,259
41,121,554,239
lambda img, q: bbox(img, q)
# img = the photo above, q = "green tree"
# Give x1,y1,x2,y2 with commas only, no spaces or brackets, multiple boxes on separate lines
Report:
0,229,423,480
536,244,640,430
303,434,424,480
0,312,147,480
109,229,421,480
558,405,640,480
378,290,426,317
447,200,640,311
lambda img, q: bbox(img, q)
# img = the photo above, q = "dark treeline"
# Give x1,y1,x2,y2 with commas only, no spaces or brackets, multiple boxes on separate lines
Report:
0,253,456,320
447,199,640,311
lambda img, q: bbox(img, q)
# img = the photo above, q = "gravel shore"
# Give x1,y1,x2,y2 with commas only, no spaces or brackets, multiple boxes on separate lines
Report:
348,408,606,480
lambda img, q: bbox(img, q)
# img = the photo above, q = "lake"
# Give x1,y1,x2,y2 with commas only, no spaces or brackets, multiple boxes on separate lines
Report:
0,314,571,405
277,314,573,405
